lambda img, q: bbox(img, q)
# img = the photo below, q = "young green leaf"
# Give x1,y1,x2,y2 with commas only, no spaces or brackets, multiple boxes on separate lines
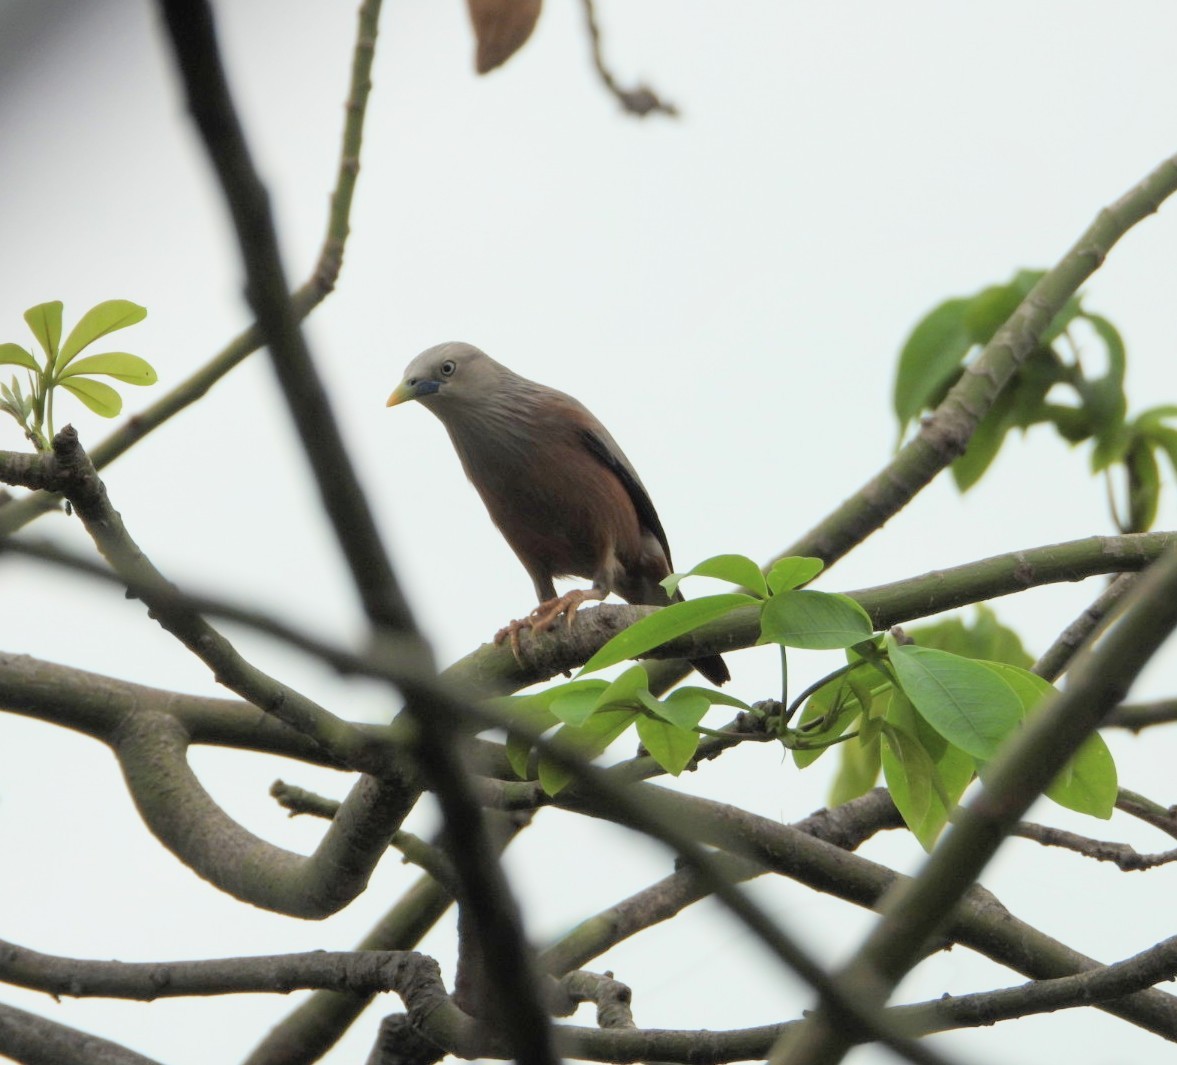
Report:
58,300,147,369
908,606,1033,668
591,665,650,713
1045,733,1117,818
674,686,751,712
951,388,1015,491
22,302,62,361
537,708,635,796
58,376,122,418
1148,424,1177,480
662,554,769,599
829,732,881,806
761,590,874,649
766,556,824,595
550,686,609,727
580,593,756,674
889,641,1022,759
979,661,1052,711
893,297,971,429
981,662,1117,818
58,352,158,385
653,688,712,731
1126,439,1161,532
0,343,37,371
962,281,1027,345
881,724,935,832
636,715,700,776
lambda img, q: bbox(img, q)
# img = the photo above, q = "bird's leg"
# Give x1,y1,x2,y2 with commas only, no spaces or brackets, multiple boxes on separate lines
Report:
494,587,608,664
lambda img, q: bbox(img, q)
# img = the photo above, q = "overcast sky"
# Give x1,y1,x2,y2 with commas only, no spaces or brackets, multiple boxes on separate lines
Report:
1,3,1176,1064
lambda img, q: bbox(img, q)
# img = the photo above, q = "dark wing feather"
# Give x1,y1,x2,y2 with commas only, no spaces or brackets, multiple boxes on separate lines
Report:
578,427,673,567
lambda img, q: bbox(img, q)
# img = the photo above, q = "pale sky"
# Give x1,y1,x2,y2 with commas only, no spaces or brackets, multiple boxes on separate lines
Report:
1,3,1176,1064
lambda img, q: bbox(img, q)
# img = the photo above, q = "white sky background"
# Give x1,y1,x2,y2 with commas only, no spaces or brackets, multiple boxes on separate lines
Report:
0,2,1176,1063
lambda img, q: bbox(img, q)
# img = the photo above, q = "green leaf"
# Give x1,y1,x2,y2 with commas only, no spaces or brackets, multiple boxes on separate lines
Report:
889,642,1022,759
951,387,1015,491
1147,424,1177,481
591,665,650,713
962,279,1030,345
0,343,37,371
663,554,768,599
485,694,559,780
908,606,1033,668
57,376,122,418
636,715,700,776
881,724,935,833
581,593,757,674
58,351,157,385
829,732,881,806
884,694,975,848
893,297,972,429
23,301,62,360
506,732,534,780
654,689,712,731
979,661,1052,713
981,662,1117,818
761,590,874,649
550,681,611,727
1126,439,1161,533
673,686,751,712
766,556,824,595
58,300,147,369
1046,732,1117,818
538,708,635,796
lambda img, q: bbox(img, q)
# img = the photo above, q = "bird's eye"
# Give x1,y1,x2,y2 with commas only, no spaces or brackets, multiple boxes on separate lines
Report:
440,360,456,377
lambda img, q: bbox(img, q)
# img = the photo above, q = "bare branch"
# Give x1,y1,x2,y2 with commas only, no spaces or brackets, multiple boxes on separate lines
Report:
580,0,678,117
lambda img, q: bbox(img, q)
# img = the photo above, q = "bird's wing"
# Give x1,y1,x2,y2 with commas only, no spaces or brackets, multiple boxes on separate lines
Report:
578,427,673,567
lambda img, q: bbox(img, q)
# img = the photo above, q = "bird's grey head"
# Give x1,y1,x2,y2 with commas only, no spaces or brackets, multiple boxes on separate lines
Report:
386,341,514,414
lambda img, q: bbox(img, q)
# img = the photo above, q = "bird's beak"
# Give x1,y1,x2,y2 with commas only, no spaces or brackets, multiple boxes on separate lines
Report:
386,378,440,407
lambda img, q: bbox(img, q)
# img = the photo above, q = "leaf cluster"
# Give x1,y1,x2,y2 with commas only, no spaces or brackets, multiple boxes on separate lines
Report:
0,300,156,450
496,554,876,789
894,269,1177,530
795,609,1116,848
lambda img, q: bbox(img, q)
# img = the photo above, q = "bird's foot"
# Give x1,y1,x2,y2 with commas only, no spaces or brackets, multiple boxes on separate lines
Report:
494,590,602,665
529,589,597,632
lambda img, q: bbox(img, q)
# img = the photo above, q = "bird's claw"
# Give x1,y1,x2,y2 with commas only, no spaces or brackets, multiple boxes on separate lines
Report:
494,618,531,667
494,591,595,666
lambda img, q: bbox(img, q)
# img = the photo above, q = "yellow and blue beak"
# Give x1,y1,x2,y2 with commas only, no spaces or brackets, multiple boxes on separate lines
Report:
386,377,441,407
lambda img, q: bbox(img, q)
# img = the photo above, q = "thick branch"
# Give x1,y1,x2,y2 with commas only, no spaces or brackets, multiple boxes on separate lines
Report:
0,1002,164,1065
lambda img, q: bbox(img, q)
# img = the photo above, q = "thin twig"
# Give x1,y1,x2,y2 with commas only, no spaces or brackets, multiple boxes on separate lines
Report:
1034,571,1139,681
0,0,383,540
155,0,419,641
580,0,678,117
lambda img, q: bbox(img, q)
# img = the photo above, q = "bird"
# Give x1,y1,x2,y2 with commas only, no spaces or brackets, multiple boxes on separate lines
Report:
386,342,730,685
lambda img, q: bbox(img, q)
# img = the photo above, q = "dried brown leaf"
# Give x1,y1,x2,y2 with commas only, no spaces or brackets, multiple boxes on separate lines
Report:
466,0,542,74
